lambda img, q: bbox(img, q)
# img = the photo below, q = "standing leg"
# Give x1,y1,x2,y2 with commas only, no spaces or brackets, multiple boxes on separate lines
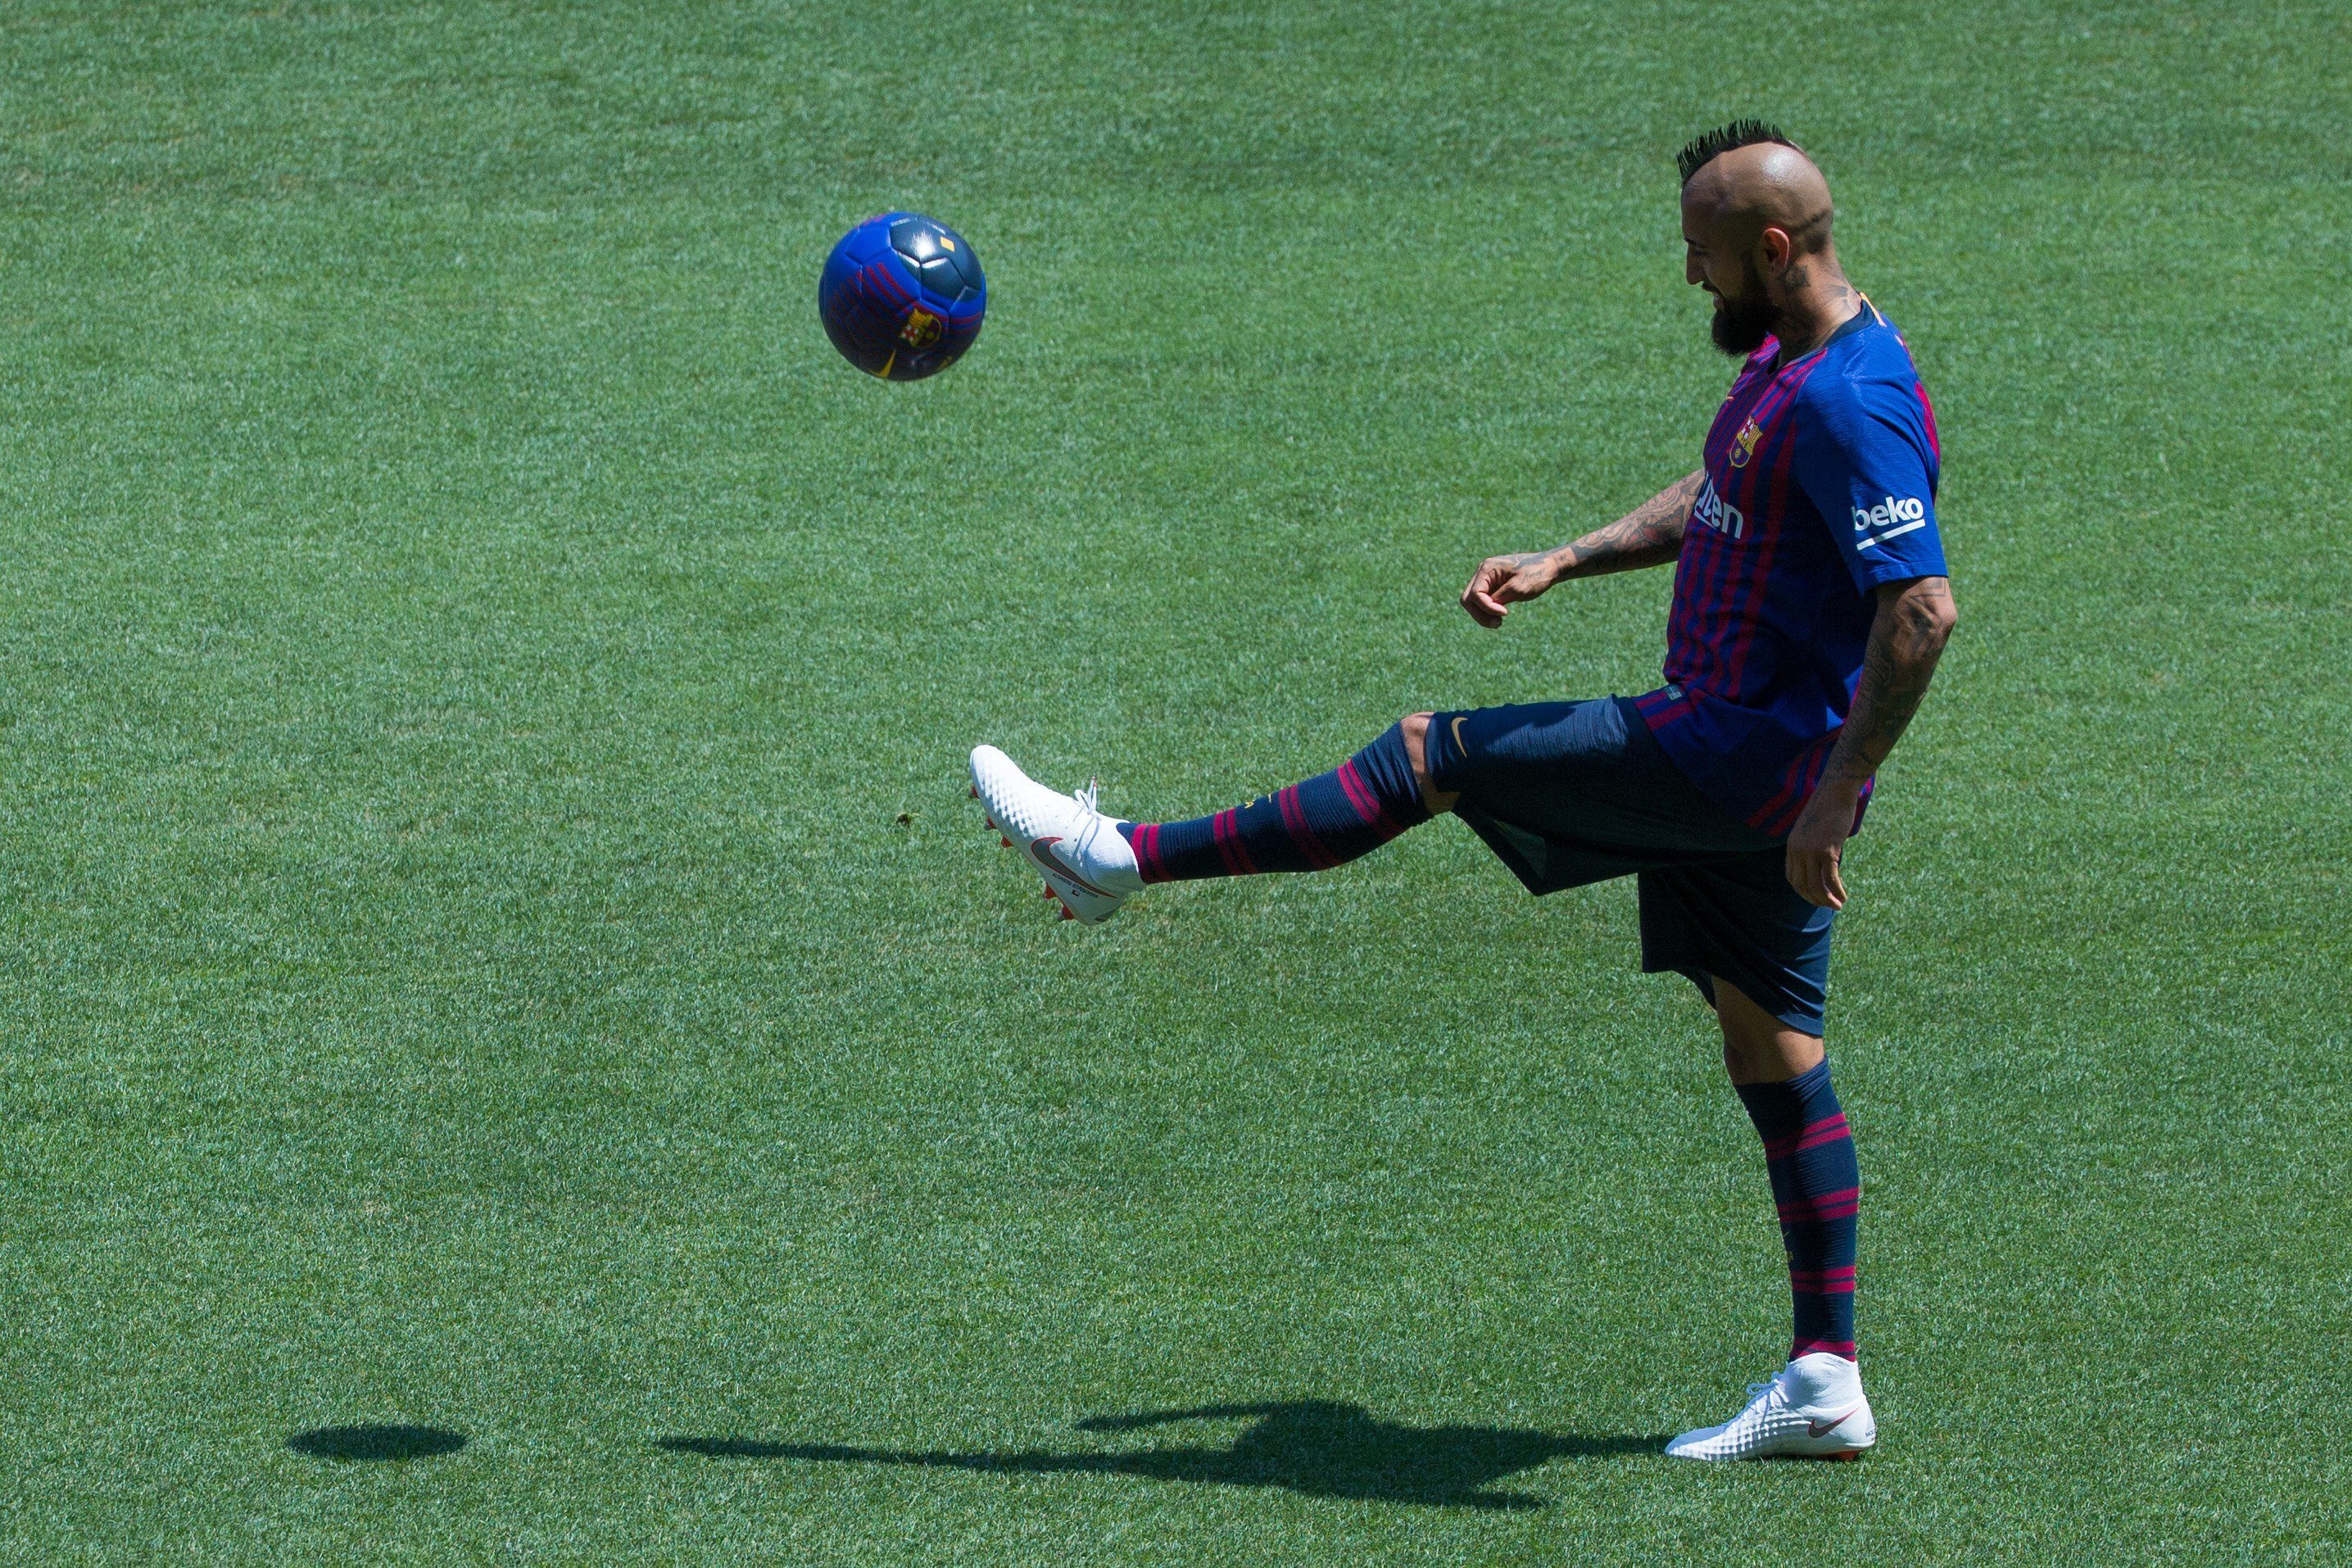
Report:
1715,978,1857,1362
1663,974,1875,1459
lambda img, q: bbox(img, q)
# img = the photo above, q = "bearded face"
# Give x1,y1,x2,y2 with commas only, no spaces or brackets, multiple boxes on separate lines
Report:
1709,255,1779,356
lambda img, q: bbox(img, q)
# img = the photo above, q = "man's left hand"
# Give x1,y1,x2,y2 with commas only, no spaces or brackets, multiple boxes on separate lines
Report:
1784,779,1863,910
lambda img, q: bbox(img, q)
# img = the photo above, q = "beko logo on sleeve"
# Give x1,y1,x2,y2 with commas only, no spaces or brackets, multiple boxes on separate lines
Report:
1851,495,1927,549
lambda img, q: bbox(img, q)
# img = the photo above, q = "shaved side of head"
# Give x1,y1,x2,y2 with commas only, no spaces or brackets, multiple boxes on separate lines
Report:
1682,141,1837,258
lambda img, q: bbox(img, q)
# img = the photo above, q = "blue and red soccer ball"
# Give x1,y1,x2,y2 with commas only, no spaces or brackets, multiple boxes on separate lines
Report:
818,212,986,382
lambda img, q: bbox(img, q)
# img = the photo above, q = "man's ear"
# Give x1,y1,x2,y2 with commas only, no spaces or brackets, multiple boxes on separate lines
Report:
1760,225,1794,276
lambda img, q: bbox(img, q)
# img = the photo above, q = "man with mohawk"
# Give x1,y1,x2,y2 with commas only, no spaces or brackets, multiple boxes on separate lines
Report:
970,121,1956,1461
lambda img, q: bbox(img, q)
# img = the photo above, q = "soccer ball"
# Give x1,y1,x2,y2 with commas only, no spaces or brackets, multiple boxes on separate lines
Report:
818,212,986,382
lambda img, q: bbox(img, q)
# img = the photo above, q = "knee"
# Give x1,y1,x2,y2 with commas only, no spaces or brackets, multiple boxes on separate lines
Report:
1721,1026,1810,1085
1713,977,1825,1085
1720,1029,1771,1083
1398,712,1455,815
1400,712,1435,782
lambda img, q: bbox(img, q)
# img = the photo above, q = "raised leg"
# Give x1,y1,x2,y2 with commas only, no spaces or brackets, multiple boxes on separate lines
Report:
1121,717,1436,883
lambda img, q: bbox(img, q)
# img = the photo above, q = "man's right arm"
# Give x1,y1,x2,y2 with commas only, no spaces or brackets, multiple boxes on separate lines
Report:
1461,469,1702,628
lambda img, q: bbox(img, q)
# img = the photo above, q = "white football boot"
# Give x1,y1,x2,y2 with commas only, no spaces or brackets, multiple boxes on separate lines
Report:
968,745,1144,924
1664,1353,1877,1461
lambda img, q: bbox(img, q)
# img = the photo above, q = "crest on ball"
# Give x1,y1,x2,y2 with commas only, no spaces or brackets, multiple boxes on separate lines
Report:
818,212,986,382
900,307,945,349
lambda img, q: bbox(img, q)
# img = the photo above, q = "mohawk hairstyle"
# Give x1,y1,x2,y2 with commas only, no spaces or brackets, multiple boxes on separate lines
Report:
1677,119,1799,186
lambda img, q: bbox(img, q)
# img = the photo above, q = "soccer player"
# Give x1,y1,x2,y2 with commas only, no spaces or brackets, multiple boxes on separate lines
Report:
969,121,1955,1462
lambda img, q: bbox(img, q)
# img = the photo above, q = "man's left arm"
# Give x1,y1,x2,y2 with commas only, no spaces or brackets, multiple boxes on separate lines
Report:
1784,574,1957,909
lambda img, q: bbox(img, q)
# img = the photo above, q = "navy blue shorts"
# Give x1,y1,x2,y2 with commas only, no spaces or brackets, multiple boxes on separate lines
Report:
1424,696,1835,1036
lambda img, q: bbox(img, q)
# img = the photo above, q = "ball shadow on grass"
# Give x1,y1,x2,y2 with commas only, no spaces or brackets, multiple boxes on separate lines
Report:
287,1425,468,1462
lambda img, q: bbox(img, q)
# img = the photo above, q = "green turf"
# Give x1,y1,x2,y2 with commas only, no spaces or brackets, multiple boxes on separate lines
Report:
1,0,2347,1560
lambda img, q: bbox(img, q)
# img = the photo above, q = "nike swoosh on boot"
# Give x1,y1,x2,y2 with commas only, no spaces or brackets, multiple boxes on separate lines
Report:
1808,1407,1860,1439
1031,836,1122,900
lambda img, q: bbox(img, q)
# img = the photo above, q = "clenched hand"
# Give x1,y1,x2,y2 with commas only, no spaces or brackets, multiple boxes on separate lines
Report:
1461,553,1560,628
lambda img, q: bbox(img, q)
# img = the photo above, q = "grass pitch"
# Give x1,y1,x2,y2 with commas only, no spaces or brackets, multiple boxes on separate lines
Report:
2,2,2347,1561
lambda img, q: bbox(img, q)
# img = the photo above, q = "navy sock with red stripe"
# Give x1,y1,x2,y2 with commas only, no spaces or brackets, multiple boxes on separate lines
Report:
1735,1058,1860,1362
1119,724,1432,882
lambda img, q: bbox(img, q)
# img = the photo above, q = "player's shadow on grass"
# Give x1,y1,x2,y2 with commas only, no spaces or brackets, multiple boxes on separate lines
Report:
660,1400,1661,1509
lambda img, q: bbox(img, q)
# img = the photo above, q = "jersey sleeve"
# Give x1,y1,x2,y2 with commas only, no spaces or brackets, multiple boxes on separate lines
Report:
1791,372,1948,592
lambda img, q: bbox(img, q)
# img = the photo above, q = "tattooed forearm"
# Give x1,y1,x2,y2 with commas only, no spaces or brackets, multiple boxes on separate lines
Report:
1543,470,1705,581
1820,576,1956,786
1457,470,1702,628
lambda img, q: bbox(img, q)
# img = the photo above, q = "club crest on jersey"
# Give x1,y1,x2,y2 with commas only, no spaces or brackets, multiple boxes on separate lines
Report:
899,307,945,349
1692,476,1745,540
1729,417,1763,469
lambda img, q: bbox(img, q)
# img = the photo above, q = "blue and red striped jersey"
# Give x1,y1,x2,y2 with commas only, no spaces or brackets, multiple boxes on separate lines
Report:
1634,301,1946,836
